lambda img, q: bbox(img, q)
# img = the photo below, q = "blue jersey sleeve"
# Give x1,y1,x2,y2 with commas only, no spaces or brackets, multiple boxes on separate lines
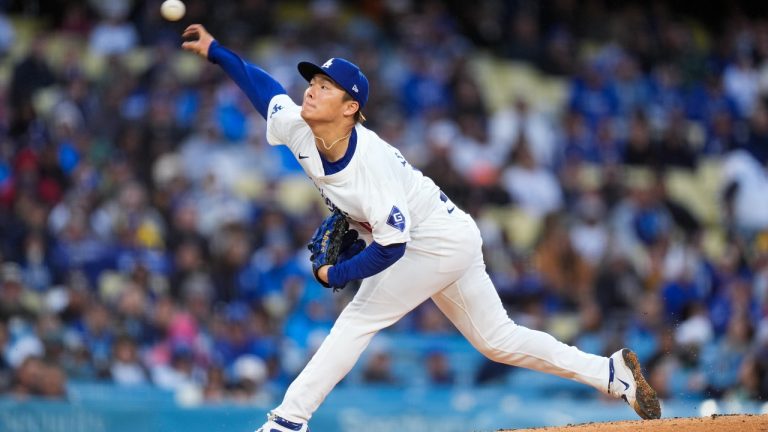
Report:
208,40,287,119
327,241,406,288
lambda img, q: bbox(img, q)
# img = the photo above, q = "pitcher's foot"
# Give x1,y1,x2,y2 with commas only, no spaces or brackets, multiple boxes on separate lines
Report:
255,412,309,432
608,348,661,420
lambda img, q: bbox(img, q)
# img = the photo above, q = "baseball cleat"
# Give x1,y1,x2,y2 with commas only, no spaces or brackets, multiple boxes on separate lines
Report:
255,412,310,432
608,348,661,420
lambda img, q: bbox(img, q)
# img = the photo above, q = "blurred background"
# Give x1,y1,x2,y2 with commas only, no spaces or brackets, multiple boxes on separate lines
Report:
1,0,768,431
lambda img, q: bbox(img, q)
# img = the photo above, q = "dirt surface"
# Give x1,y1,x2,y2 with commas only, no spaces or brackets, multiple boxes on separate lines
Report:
503,414,768,432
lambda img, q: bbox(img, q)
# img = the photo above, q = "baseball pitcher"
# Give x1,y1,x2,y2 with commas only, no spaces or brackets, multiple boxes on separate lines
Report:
181,24,661,432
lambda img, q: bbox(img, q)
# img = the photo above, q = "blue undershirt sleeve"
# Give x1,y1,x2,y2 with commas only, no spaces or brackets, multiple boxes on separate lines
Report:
207,40,287,119
327,241,406,288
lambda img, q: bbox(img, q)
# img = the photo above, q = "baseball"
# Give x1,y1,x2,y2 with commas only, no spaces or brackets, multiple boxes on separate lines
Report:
160,0,185,21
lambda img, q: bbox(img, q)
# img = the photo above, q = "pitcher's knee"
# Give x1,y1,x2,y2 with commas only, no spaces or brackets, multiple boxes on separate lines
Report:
477,343,507,361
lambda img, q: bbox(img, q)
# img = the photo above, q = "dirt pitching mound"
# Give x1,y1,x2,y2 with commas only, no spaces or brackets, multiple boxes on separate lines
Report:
503,414,768,432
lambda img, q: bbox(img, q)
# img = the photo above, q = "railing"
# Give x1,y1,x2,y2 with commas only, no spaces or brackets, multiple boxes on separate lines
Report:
1,384,763,432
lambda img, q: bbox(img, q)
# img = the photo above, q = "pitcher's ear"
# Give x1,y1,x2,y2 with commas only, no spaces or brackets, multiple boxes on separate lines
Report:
344,100,360,117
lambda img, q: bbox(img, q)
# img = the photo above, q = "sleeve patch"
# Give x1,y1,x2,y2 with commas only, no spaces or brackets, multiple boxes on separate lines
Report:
386,206,406,232
270,103,283,118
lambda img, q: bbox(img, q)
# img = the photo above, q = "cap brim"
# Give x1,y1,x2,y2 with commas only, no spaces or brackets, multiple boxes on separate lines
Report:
298,61,327,83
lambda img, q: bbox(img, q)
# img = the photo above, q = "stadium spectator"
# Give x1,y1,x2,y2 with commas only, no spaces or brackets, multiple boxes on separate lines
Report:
424,350,455,386
361,351,398,386
110,334,149,386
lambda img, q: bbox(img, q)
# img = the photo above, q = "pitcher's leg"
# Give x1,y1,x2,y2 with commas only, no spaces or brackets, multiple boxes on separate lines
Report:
432,259,609,393
274,250,466,423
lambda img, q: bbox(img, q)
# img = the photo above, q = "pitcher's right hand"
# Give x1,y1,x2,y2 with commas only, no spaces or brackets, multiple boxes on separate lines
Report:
181,24,215,59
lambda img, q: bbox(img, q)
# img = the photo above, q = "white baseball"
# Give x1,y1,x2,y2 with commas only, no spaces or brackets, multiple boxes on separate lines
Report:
160,0,186,21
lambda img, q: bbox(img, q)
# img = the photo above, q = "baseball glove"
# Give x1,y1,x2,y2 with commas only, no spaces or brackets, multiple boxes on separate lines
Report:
308,210,365,290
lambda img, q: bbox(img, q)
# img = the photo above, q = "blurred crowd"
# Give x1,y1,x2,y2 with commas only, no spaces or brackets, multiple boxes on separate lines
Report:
1,0,768,406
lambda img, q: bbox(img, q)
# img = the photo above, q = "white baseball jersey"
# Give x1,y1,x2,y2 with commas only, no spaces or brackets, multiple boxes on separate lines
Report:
266,94,445,246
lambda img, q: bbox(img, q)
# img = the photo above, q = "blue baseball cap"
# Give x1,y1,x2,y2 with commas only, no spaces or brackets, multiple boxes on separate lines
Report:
298,58,369,109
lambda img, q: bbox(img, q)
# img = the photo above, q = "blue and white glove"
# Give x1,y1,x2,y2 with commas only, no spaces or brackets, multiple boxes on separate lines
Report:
307,211,364,290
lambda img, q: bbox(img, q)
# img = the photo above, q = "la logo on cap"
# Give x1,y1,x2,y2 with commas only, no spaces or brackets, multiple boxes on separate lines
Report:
322,59,334,69
352,84,359,93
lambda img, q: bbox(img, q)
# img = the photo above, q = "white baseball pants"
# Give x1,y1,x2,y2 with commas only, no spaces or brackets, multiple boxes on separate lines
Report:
274,208,609,422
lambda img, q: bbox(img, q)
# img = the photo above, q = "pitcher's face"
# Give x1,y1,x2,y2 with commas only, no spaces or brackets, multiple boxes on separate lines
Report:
301,75,357,123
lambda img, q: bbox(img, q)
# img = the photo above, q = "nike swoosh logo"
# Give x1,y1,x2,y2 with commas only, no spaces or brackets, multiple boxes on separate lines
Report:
447,206,455,214
298,153,309,159
618,378,630,391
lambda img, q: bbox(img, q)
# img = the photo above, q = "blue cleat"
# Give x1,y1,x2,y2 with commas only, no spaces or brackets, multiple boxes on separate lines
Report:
255,412,310,432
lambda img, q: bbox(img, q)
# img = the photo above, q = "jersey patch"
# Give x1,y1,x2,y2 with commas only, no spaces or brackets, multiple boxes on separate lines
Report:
386,206,406,232
270,104,283,118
